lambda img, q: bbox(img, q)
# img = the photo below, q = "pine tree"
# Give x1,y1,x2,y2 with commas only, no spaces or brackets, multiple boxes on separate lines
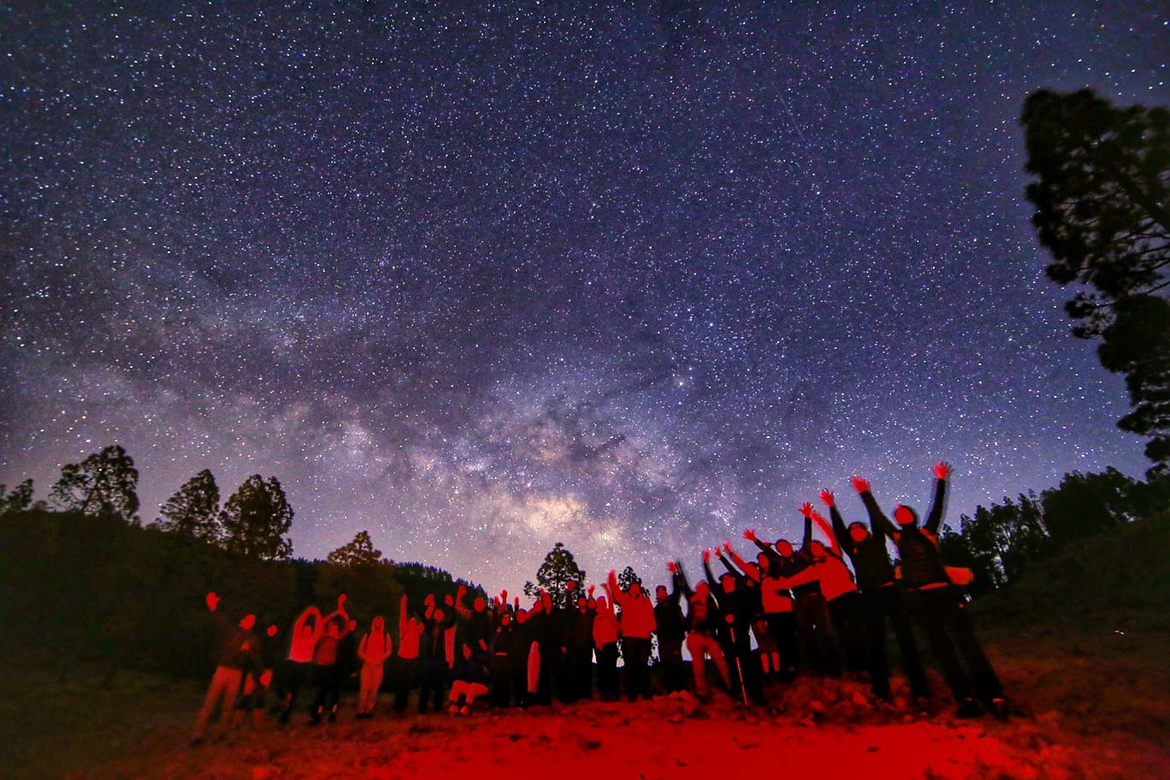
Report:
156,470,221,543
523,542,585,608
327,530,383,567
50,445,140,522
219,475,293,560
0,479,34,516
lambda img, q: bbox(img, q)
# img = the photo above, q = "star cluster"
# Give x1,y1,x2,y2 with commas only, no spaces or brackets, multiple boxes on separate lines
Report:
2,2,1166,594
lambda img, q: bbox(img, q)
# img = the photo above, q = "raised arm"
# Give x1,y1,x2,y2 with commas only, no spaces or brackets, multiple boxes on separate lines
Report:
727,544,761,583
606,570,625,608
702,549,719,590
821,491,852,552
673,561,694,599
206,591,229,634
398,595,409,641
716,544,749,585
799,504,814,552
810,510,841,557
924,462,950,535
744,529,784,570
455,584,472,619
854,476,900,539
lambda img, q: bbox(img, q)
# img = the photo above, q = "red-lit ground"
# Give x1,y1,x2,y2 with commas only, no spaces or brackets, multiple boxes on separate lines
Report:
60,671,1167,780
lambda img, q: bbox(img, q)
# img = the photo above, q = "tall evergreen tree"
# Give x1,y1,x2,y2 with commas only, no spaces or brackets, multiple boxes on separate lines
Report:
219,475,293,560
156,469,221,543
1023,88,1169,473
0,479,34,516
617,565,643,592
523,541,585,608
327,530,383,567
50,445,140,522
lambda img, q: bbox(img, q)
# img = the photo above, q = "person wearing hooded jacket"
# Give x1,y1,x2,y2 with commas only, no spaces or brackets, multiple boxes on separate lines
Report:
868,462,1006,719
707,549,765,705
654,571,687,694
606,569,656,701
821,482,930,702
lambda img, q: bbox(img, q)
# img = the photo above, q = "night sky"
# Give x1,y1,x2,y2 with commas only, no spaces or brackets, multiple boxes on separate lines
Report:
2,2,1166,596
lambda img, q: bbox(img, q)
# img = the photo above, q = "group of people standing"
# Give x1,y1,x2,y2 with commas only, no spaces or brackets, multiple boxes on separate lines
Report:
191,462,1006,744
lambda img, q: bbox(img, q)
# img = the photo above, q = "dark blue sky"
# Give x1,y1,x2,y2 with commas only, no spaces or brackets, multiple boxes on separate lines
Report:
2,1,1166,594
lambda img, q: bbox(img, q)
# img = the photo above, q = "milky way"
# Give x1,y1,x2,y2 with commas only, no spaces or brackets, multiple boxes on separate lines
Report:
2,2,1166,595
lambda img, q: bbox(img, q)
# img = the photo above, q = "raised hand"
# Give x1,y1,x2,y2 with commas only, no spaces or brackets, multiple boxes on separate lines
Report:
852,476,870,494
338,593,348,607
424,593,435,606
458,584,467,597
714,546,724,558
799,502,814,518
205,592,220,612
667,561,678,574
933,461,951,480
566,580,577,591
588,585,595,595
743,529,757,542
819,490,835,507
702,549,711,563
723,540,732,552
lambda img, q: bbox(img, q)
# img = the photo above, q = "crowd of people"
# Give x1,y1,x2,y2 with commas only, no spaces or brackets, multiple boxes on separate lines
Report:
191,463,1007,744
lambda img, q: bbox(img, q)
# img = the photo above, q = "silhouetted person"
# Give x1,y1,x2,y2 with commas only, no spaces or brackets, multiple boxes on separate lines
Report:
592,593,621,701
736,532,798,681
654,571,687,694
192,592,262,744
309,616,352,724
393,594,422,712
708,549,765,705
870,462,1006,718
448,644,490,715
417,595,455,714
822,483,930,702
568,590,597,700
718,541,771,683
490,608,521,707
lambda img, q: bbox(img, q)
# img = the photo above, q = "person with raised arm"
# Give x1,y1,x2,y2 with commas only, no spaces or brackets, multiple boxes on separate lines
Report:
741,529,798,681
308,611,353,725
191,592,263,744
867,462,1005,718
823,482,929,703
454,584,492,657
592,587,621,701
675,558,730,701
568,586,597,700
709,548,764,704
393,594,423,713
489,602,521,708
417,593,455,714
788,504,864,675
277,595,347,725
720,540,776,682
607,568,656,701
747,516,832,675
654,567,687,694
355,616,393,719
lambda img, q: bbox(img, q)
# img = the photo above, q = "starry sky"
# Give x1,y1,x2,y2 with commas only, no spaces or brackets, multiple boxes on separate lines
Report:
2,1,1166,596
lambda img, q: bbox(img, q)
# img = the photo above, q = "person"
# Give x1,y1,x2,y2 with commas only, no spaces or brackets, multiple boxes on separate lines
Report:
393,594,422,713
592,592,621,701
521,596,545,706
356,616,393,718
490,606,521,708
674,560,731,701
417,594,455,714
191,592,262,744
454,584,492,656
718,542,773,683
748,517,833,675
448,644,490,715
568,589,597,700
866,462,1006,718
309,615,353,724
654,571,687,694
707,549,765,704
278,595,347,724
606,569,656,701
737,532,798,681
233,622,279,728
821,484,930,703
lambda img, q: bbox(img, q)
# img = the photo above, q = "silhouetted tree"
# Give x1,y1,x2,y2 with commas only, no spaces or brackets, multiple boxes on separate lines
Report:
1039,468,1136,547
0,479,34,516
617,565,643,592
1023,88,1169,473
50,445,140,522
327,530,383,567
219,475,293,560
155,469,221,543
524,542,585,608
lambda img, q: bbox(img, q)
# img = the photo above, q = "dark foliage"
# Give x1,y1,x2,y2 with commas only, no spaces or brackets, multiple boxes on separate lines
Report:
155,469,221,543
219,475,293,561
1022,88,1170,473
49,445,140,522
523,541,585,609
